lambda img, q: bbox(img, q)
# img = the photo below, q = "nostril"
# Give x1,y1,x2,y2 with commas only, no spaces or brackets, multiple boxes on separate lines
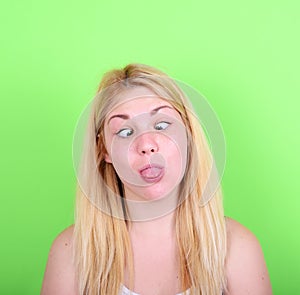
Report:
141,148,155,154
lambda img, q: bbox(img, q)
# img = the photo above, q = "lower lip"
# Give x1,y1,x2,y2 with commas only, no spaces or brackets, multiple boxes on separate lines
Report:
139,167,164,183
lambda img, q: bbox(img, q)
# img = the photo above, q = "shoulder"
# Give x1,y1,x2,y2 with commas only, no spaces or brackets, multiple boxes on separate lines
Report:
41,225,77,295
224,217,272,295
225,217,258,246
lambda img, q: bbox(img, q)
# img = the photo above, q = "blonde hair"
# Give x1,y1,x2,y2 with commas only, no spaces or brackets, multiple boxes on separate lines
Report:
74,63,227,294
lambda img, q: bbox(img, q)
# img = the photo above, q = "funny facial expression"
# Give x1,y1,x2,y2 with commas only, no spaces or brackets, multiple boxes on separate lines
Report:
104,87,188,202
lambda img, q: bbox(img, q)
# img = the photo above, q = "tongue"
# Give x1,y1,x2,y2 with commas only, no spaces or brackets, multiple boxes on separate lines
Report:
141,167,162,178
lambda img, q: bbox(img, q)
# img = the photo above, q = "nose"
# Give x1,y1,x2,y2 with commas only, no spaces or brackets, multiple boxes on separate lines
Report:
136,133,159,155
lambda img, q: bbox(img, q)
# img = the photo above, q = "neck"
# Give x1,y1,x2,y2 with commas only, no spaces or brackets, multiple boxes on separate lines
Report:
127,209,177,239
124,185,180,222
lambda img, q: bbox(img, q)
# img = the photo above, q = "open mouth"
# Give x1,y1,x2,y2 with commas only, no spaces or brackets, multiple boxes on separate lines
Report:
139,164,164,183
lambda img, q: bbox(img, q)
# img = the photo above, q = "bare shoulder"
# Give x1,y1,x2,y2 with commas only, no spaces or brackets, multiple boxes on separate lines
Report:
224,217,272,295
41,225,77,295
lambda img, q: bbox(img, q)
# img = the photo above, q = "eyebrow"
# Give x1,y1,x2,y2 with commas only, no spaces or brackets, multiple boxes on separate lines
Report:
107,105,173,124
150,105,173,115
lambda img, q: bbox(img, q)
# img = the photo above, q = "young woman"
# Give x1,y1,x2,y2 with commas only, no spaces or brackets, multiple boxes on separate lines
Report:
41,64,272,295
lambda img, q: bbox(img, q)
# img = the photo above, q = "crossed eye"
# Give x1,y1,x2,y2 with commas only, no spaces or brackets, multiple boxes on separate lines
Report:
116,121,171,138
116,128,134,138
154,121,170,130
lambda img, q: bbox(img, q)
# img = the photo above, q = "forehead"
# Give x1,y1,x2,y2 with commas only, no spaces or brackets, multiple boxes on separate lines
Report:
106,86,174,118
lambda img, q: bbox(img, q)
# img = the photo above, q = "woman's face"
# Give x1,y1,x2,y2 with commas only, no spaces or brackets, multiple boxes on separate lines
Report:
104,87,188,202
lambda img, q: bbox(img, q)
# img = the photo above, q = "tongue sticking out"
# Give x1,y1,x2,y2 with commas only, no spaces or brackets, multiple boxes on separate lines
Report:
140,166,164,183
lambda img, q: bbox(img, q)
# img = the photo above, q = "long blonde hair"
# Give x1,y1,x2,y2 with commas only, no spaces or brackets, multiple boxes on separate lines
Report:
74,63,227,294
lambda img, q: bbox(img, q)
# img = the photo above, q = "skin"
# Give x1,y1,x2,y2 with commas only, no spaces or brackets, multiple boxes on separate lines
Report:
40,219,273,295
41,88,272,294
103,88,187,202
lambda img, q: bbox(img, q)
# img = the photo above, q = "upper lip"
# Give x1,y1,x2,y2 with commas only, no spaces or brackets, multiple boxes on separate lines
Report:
139,164,164,173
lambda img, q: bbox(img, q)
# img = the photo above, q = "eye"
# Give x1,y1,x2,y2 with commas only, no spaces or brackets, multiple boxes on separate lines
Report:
116,128,134,138
154,121,171,130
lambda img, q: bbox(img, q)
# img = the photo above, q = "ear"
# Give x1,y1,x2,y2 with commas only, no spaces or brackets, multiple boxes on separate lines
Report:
104,153,112,163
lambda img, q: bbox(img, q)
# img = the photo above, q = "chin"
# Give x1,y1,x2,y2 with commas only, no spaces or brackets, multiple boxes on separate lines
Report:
139,185,178,202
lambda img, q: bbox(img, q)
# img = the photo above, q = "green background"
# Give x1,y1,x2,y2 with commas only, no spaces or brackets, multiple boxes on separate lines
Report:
1,0,299,294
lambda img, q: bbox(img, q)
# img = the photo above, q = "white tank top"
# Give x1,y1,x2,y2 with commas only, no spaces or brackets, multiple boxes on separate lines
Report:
120,284,190,295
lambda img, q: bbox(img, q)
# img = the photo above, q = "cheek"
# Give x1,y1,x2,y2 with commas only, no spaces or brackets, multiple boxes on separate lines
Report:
163,140,184,165
127,143,137,167
109,140,132,170
165,125,187,150
164,131,188,171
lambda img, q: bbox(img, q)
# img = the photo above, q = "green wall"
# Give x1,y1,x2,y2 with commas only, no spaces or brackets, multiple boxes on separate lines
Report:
1,0,299,294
